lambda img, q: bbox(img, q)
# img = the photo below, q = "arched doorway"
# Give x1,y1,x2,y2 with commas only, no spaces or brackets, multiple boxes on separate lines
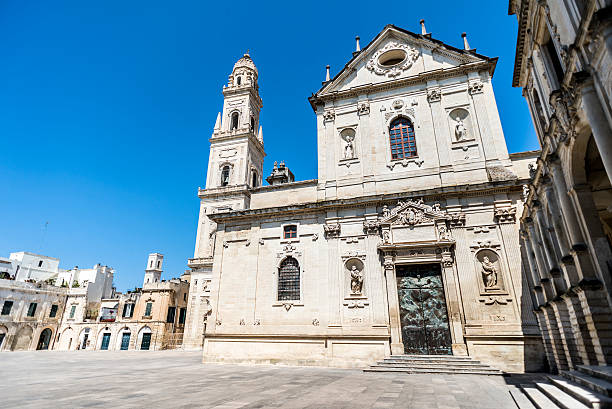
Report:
12,326,33,351
0,325,7,351
36,328,52,350
78,328,91,350
59,328,74,350
117,327,131,350
137,326,152,350
97,327,112,350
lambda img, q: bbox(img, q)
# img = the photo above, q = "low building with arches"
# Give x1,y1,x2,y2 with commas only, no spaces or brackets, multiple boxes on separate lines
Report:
185,25,544,372
0,279,67,351
53,254,189,351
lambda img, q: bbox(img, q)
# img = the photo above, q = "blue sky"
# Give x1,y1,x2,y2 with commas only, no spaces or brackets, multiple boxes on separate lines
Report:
0,1,538,291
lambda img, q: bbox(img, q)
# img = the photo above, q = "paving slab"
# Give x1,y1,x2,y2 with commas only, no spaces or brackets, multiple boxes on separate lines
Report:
0,350,531,408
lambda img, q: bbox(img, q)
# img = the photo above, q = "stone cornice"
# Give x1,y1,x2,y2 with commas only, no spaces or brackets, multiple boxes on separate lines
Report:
208,179,527,223
209,131,265,156
309,60,496,111
198,185,252,200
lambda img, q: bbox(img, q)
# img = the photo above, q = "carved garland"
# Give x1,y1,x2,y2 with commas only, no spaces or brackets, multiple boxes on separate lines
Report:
365,42,420,77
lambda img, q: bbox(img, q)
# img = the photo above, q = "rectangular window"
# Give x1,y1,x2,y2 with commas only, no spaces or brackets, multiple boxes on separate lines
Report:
49,304,58,318
178,307,186,325
144,302,152,317
122,303,134,318
27,302,37,317
69,305,76,318
1,300,13,315
283,225,297,239
166,306,176,323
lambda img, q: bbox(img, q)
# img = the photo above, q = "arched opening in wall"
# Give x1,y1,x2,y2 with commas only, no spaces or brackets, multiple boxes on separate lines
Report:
59,328,74,350
230,112,239,130
137,326,153,350
36,328,52,350
251,170,258,188
448,108,472,142
97,327,112,350
156,261,160,269
250,116,255,132
236,76,241,85
12,326,33,351
78,327,91,350
585,136,612,246
0,325,8,350
278,257,300,301
221,166,231,187
118,327,131,350
389,117,417,159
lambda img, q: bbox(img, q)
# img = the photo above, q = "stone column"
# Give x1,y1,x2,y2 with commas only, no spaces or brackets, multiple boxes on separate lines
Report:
579,80,612,182
550,300,582,369
542,305,570,371
440,247,467,356
364,221,386,326
535,309,558,373
576,286,612,365
562,290,598,366
327,227,341,328
525,221,556,299
468,78,499,162
383,254,403,355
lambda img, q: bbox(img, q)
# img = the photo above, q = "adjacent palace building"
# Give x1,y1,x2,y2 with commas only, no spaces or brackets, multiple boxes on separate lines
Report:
185,24,543,372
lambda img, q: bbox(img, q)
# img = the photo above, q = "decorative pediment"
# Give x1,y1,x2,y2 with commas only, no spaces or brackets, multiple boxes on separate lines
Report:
311,25,492,102
379,199,448,227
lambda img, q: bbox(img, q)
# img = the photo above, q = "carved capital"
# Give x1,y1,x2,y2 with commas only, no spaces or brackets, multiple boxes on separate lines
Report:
357,102,370,116
323,223,341,239
468,80,484,95
494,206,517,224
448,213,466,227
363,220,380,235
427,88,441,103
323,110,335,122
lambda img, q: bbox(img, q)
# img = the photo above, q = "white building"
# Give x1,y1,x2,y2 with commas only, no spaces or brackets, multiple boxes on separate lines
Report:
184,24,544,372
0,252,62,282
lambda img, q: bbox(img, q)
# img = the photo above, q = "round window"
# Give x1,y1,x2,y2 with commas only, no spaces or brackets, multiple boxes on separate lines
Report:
378,49,407,67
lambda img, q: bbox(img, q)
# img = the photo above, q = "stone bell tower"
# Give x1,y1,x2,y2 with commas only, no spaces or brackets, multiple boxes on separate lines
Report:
191,52,266,264
144,253,163,286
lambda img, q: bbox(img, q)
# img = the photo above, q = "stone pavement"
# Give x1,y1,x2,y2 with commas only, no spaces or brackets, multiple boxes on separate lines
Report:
0,350,530,408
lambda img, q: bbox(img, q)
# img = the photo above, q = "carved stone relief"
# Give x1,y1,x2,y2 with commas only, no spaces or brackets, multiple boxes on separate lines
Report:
427,88,441,103
323,223,341,239
357,102,370,116
468,80,484,94
494,206,517,224
323,110,335,122
365,41,420,77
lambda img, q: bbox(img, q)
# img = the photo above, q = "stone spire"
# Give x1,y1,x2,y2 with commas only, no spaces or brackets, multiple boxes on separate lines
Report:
461,32,471,51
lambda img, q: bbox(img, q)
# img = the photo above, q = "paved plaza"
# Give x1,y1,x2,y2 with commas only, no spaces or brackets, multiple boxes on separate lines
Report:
0,351,533,408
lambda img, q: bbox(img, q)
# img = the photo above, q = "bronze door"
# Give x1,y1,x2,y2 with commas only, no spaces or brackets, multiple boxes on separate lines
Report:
396,264,452,355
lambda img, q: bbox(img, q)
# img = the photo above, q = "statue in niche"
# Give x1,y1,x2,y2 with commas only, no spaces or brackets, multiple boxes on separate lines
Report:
382,230,390,243
455,116,468,141
481,255,498,288
350,265,363,294
382,205,390,218
438,225,451,241
344,134,355,159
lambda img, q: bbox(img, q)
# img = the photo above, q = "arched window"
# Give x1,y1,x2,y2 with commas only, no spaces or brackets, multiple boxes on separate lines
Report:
236,76,241,85
250,116,255,132
221,166,230,187
251,170,258,188
389,117,417,160
278,257,300,301
230,112,239,130
156,261,160,269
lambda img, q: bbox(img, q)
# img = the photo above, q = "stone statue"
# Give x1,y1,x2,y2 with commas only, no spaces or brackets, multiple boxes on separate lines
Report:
438,225,451,241
344,135,355,159
455,116,468,141
382,230,390,243
350,265,363,294
481,255,498,288
382,205,390,218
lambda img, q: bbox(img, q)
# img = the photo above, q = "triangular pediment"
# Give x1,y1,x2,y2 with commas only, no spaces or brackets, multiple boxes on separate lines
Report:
379,199,449,226
313,25,495,99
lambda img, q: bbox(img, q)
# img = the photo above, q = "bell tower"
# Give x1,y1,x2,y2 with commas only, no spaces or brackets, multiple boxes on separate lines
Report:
190,53,266,266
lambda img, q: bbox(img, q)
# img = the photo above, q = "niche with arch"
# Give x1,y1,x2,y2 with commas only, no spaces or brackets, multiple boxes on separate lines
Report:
474,249,506,293
448,107,474,143
344,258,365,298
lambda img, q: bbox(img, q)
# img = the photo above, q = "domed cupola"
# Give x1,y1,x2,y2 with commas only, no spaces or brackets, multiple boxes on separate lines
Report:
228,52,258,89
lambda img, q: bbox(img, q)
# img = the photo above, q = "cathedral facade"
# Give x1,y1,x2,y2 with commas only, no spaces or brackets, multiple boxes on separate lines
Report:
185,25,544,372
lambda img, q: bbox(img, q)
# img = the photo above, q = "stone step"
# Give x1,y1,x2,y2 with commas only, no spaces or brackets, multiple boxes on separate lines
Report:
364,366,501,375
385,354,473,360
375,361,493,369
562,371,612,398
380,358,480,364
519,384,561,409
370,363,500,372
535,381,590,409
548,375,612,409
510,388,537,409
577,366,612,384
